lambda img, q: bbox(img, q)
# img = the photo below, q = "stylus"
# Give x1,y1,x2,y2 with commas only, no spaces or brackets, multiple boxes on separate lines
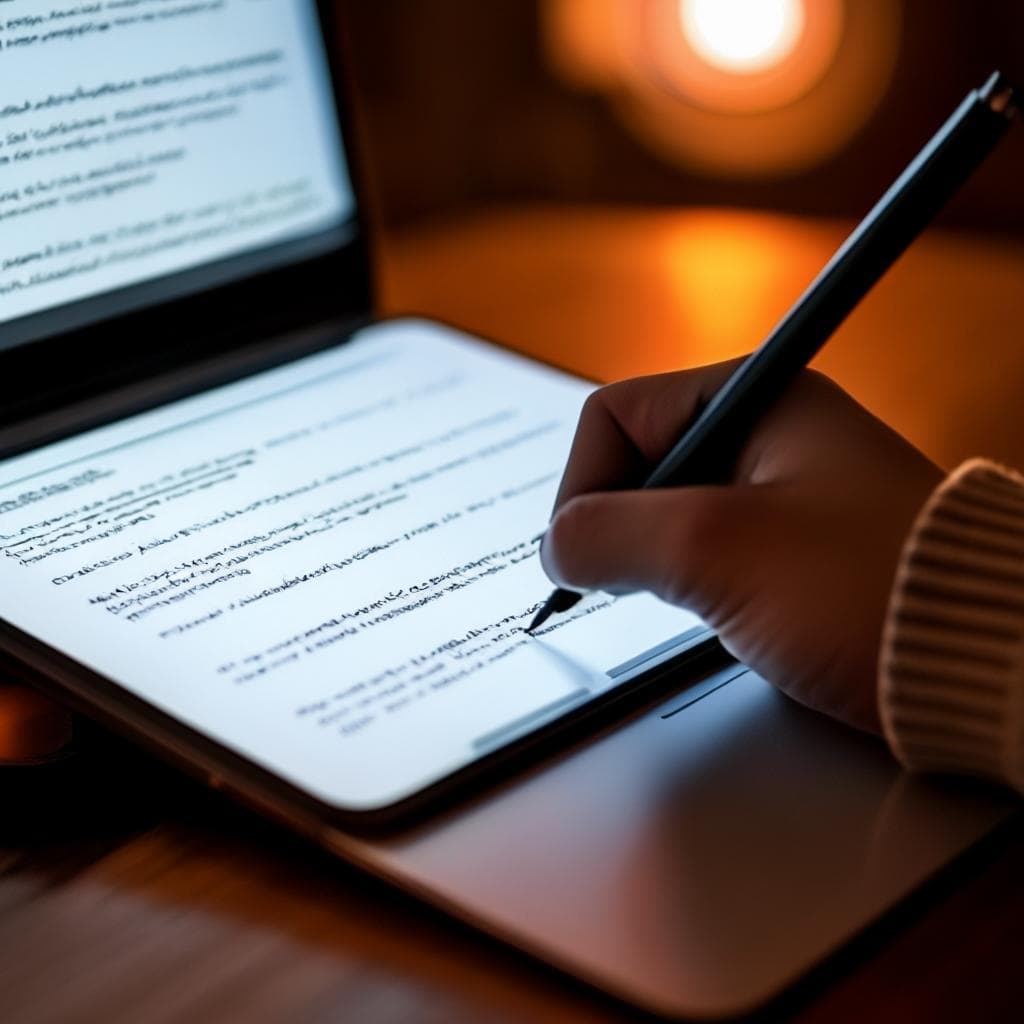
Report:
527,70,1019,634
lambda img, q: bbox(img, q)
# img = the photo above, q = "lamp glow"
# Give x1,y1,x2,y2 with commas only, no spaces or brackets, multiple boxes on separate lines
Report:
545,0,897,177
679,0,805,73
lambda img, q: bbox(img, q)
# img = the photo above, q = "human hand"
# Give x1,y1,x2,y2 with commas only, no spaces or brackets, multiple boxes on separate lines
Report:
541,361,943,734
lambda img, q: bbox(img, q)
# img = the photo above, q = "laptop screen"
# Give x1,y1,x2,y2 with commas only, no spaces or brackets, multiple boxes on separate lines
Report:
0,0,354,353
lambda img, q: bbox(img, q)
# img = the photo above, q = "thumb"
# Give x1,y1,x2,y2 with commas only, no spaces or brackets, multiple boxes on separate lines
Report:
541,486,763,616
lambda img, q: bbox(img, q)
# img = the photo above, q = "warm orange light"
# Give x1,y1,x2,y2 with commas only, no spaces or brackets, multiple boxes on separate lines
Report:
649,0,841,114
661,209,807,361
544,0,900,178
679,0,805,74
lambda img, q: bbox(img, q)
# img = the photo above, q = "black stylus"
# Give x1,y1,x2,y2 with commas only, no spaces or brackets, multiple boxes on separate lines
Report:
528,70,1018,634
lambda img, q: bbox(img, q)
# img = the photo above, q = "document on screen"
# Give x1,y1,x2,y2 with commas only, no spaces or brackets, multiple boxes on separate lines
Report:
0,322,706,809
0,0,353,339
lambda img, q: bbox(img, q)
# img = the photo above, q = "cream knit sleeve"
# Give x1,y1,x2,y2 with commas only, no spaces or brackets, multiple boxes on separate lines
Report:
880,458,1024,793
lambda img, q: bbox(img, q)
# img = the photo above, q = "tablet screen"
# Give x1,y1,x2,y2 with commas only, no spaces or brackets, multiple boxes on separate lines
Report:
0,321,707,809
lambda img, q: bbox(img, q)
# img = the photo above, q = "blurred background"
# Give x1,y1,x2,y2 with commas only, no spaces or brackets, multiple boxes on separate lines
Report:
338,0,1024,470
343,0,1024,230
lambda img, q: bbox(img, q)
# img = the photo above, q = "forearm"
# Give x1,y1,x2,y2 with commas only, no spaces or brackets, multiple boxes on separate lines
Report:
880,458,1024,793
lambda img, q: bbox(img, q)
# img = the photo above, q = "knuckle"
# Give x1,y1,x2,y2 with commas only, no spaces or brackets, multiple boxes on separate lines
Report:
797,367,844,401
544,495,602,585
579,385,612,426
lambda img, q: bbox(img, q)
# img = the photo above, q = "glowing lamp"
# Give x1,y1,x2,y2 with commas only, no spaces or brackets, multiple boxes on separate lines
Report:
544,0,902,177
679,0,805,74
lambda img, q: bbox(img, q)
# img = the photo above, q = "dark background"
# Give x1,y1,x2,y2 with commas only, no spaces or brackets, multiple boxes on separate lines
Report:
341,1,1024,234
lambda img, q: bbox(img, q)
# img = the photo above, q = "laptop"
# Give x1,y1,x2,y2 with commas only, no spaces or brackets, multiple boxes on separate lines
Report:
0,3,1015,1017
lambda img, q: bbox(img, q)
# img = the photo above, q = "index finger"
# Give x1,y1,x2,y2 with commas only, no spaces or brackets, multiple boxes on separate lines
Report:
553,359,743,513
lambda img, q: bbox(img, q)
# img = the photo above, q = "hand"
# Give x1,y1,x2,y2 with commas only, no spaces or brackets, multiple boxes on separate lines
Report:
541,361,943,734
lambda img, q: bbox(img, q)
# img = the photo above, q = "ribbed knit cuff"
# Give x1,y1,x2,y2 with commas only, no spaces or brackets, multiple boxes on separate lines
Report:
880,458,1024,793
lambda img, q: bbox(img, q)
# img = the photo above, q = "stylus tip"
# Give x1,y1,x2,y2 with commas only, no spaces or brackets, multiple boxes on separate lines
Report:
525,588,582,634
526,605,554,634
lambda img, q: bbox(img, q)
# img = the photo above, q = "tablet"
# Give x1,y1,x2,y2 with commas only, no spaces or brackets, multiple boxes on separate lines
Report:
0,320,710,818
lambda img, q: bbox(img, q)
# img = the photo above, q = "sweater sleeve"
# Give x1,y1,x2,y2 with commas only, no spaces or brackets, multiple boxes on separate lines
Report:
879,458,1024,793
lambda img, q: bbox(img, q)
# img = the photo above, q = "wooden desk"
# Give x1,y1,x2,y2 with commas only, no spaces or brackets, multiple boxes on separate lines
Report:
380,206,1024,472
3,206,1024,1022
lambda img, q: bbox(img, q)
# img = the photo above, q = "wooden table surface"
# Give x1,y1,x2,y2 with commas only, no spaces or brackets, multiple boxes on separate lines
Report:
4,205,1024,1023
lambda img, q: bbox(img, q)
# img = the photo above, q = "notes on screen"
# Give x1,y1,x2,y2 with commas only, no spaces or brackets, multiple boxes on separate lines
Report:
0,321,704,808
0,0,351,327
